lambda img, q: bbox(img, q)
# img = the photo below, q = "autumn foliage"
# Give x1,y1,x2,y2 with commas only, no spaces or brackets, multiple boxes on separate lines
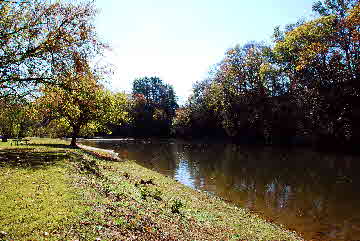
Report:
0,0,104,99
173,0,360,150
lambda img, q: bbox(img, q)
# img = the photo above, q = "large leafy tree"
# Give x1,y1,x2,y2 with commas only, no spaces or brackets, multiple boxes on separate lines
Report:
273,0,360,145
32,65,129,146
274,1,359,87
173,42,290,141
131,77,178,136
209,43,283,138
0,0,103,98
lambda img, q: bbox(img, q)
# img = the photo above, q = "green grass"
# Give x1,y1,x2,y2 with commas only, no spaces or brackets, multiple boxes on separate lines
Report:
0,138,89,240
0,166,83,240
0,138,303,240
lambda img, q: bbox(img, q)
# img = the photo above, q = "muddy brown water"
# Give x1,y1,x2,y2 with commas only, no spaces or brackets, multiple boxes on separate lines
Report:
80,138,360,241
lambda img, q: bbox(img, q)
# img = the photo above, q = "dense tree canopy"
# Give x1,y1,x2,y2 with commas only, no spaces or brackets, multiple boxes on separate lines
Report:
129,77,178,136
0,0,124,145
132,77,178,116
273,0,360,145
0,0,103,98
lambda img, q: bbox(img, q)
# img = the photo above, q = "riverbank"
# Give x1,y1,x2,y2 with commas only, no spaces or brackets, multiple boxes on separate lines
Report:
0,138,302,240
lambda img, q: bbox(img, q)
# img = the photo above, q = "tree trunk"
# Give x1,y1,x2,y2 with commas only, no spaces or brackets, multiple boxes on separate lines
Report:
70,126,80,147
70,136,77,147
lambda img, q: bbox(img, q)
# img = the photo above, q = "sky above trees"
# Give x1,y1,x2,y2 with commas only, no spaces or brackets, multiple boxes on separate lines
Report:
95,0,315,103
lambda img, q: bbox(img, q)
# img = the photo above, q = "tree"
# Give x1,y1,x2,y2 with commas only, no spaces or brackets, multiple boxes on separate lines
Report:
274,0,359,88
173,42,291,141
172,80,223,138
32,67,129,146
273,0,360,146
312,0,358,17
209,43,280,139
0,97,32,140
131,77,178,136
0,0,103,99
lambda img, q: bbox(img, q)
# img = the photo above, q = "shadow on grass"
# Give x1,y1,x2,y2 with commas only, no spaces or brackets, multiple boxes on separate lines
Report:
0,148,69,169
28,143,78,149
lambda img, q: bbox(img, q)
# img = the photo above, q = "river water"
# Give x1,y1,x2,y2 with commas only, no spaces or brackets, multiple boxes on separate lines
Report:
80,138,360,241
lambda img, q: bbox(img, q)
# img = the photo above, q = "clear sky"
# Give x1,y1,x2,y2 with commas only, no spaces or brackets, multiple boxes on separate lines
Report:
95,0,315,104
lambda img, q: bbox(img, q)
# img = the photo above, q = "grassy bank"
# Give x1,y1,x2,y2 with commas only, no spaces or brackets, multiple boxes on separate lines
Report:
0,138,302,240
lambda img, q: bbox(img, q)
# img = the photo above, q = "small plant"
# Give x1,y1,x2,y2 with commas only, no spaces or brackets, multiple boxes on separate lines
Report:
136,181,162,201
78,158,100,175
153,189,162,201
140,187,151,200
171,199,184,214
114,217,126,226
231,234,242,240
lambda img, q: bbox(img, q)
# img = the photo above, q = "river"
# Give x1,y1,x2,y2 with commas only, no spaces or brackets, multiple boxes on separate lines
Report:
80,138,360,241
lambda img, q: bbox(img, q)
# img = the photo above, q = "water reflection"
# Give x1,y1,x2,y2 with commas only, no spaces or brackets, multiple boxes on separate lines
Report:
81,139,360,241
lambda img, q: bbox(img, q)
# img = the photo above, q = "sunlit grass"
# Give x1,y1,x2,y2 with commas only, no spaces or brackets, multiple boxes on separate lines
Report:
0,138,99,240
0,139,87,240
0,166,84,240
0,138,303,240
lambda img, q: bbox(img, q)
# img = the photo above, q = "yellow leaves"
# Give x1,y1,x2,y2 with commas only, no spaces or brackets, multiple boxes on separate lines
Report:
345,2,360,43
259,63,271,80
152,108,167,121
274,15,338,71
296,42,329,71
279,15,336,50
173,108,191,127
345,2,360,27
275,1,359,72
226,48,238,56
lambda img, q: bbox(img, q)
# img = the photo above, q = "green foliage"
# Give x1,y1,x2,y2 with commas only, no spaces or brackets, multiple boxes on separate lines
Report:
171,199,184,214
312,0,357,17
0,98,33,138
175,1,360,149
272,0,359,145
31,66,129,145
139,187,151,200
274,15,335,69
128,76,178,136
174,42,287,139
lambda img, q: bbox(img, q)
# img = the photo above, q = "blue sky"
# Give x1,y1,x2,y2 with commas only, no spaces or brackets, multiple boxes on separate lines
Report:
95,0,315,103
